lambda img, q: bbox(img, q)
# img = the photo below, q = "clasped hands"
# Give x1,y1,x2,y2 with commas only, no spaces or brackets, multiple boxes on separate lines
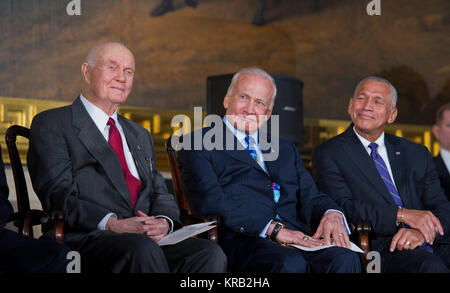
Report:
105,210,169,243
269,211,350,249
390,208,444,252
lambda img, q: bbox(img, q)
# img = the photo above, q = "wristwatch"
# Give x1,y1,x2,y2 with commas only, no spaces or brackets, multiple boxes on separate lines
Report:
270,221,285,242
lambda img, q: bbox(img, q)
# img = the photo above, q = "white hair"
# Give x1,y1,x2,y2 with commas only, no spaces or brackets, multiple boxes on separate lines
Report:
85,42,129,66
227,67,277,108
354,76,398,108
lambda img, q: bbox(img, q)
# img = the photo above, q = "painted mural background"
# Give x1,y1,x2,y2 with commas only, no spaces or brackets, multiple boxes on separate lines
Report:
0,0,449,124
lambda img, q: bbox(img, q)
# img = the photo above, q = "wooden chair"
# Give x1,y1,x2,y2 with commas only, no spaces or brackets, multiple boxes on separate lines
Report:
5,125,64,243
165,136,219,243
355,222,372,269
166,135,372,268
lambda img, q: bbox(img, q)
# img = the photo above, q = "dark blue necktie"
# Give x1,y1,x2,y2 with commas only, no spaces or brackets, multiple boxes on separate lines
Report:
245,136,259,163
368,143,403,207
245,135,281,220
369,142,433,253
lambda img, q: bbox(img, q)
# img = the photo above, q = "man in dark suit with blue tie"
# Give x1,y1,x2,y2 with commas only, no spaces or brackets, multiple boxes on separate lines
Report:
432,103,450,201
27,42,226,273
0,144,71,272
313,77,450,272
177,67,361,273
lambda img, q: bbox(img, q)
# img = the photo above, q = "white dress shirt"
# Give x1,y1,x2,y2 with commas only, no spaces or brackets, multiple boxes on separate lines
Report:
440,148,450,175
353,127,397,189
80,94,140,180
80,94,173,232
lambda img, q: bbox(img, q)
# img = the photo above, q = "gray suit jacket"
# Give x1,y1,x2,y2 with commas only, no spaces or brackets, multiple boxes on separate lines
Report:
27,97,182,247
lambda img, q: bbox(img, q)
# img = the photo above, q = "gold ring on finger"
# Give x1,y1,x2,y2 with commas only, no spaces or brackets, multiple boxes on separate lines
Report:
338,232,344,237
406,241,412,246
303,236,309,241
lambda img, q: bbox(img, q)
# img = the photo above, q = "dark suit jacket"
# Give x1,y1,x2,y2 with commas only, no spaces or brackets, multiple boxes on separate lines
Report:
27,97,182,247
177,124,342,259
434,154,450,201
0,146,12,229
313,124,450,252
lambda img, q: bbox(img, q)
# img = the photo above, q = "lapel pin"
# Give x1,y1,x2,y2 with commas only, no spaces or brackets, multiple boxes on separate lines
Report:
138,145,141,150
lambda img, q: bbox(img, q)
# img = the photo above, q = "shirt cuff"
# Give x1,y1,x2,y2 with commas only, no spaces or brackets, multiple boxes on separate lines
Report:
325,209,351,235
155,215,174,234
98,213,117,230
259,219,274,238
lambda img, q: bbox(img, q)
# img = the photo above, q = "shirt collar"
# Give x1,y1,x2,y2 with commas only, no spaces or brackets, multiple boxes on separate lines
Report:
223,116,259,146
80,94,118,131
352,125,385,150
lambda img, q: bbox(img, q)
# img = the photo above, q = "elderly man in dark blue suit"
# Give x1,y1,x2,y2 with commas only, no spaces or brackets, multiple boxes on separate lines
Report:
177,67,361,273
0,144,71,272
313,77,450,273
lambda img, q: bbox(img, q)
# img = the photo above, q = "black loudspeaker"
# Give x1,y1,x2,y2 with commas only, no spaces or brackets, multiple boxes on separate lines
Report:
206,73,303,146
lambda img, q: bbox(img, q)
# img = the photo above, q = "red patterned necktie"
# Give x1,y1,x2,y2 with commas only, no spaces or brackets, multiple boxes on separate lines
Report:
107,118,141,208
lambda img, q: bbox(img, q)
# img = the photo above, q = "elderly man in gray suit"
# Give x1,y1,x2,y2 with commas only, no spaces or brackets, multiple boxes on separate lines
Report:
27,42,226,273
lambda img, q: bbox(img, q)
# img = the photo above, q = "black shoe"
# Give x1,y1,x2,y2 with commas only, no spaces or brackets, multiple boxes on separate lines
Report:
151,0,174,17
185,0,197,8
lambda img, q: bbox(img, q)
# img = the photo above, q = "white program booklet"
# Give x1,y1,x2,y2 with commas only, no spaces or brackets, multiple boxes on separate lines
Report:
289,240,364,253
158,221,217,246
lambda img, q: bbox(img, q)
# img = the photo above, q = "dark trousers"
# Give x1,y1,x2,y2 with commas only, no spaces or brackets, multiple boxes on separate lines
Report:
380,242,450,273
75,231,227,273
0,228,71,273
221,233,361,273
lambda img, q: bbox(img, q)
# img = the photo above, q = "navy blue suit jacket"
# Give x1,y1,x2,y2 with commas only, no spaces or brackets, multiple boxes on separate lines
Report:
313,124,450,252
434,154,450,201
177,124,341,249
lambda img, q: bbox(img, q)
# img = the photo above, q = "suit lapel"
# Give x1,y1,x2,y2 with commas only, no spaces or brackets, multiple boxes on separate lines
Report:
261,132,279,178
119,116,152,210
385,135,410,207
119,116,149,184
71,97,131,208
341,125,395,204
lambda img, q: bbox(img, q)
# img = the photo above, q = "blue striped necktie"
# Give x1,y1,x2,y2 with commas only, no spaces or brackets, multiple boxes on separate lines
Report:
245,136,281,220
368,143,403,207
369,142,433,253
244,136,259,163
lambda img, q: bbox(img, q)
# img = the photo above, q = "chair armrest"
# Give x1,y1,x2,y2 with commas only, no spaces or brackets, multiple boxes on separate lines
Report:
355,222,372,270
356,222,372,254
205,215,220,244
21,210,65,243
180,214,220,244
22,209,47,237
181,213,207,225
51,211,65,244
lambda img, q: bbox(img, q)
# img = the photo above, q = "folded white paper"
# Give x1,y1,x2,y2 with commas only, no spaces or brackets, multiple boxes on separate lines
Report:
158,221,217,246
289,240,364,253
